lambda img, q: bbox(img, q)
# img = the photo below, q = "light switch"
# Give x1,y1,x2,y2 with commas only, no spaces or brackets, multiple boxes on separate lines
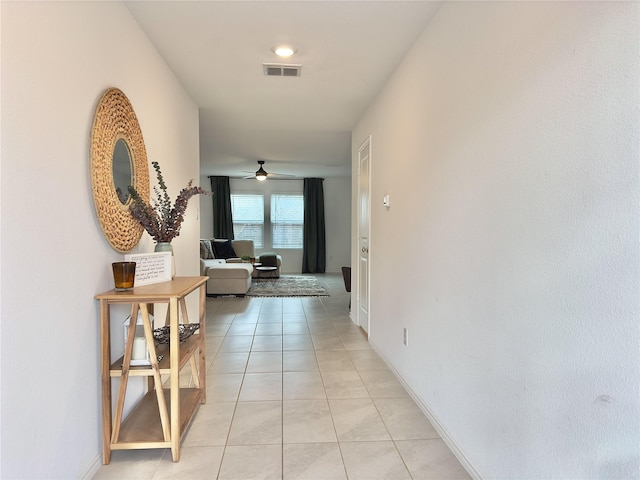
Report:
383,195,390,208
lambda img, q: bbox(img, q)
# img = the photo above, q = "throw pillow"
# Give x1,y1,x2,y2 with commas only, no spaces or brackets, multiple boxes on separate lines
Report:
212,240,237,259
199,240,214,259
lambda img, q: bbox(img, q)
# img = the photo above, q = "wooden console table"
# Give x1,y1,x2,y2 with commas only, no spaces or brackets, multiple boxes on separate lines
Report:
95,276,208,463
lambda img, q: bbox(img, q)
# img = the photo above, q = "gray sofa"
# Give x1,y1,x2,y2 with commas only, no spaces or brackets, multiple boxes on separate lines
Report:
199,239,282,296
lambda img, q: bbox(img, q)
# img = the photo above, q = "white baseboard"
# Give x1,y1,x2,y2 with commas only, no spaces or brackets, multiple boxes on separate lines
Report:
79,454,102,480
368,339,482,480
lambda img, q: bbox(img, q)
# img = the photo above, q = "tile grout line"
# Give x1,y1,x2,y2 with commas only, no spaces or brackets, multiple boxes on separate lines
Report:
214,309,248,480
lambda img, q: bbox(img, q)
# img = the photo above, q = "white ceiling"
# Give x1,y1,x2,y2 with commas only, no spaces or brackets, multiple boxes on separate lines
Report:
125,1,442,180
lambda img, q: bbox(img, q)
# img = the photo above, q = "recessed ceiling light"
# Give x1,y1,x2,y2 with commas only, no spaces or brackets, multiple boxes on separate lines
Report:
272,45,296,58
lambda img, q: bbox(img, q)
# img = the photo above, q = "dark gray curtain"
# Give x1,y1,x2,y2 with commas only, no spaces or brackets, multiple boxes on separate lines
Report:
209,176,234,239
302,178,326,273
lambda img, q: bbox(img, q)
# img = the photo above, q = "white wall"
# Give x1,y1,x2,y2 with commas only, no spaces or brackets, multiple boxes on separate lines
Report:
0,2,200,478
200,176,351,273
323,177,352,273
352,2,639,479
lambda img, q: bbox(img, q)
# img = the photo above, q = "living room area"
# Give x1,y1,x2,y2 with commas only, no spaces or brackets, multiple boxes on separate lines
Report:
200,177,351,275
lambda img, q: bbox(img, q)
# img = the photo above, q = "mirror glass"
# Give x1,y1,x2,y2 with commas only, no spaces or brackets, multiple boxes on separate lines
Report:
113,138,133,204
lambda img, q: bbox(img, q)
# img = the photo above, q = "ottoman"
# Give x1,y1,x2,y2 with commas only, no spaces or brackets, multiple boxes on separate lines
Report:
258,253,280,278
203,262,253,296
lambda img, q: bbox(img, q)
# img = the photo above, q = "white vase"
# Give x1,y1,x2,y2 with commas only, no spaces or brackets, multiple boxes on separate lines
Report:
154,242,176,278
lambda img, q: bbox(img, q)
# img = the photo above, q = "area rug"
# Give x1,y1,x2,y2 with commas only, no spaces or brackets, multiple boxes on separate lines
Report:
247,275,329,297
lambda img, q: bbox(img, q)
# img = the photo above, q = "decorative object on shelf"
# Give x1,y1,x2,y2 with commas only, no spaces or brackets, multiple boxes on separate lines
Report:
153,323,200,345
240,254,251,263
128,161,208,278
154,242,176,278
128,161,208,244
90,88,150,252
123,251,173,286
123,312,155,366
112,261,136,291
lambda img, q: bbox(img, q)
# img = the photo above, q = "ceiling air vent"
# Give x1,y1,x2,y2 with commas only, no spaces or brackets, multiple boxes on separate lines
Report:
263,63,302,77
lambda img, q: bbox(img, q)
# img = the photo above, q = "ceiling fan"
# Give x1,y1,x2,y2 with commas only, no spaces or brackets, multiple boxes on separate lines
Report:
242,160,295,181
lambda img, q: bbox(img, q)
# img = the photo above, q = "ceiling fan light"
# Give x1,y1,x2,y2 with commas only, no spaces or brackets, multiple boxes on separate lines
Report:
255,165,268,181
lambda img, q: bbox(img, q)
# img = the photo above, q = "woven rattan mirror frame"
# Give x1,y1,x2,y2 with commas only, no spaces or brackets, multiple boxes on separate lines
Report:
90,88,150,252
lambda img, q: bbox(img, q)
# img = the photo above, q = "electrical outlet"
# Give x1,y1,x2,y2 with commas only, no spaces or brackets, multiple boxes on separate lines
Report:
403,328,409,346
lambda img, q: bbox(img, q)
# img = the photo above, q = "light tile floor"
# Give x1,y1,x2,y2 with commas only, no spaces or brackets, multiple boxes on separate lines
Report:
94,274,470,480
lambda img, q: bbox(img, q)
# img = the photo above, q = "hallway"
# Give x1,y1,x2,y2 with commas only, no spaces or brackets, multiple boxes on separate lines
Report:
94,274,469,479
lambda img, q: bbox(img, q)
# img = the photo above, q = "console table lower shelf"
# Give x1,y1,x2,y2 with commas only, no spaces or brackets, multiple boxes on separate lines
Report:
112,388,201,447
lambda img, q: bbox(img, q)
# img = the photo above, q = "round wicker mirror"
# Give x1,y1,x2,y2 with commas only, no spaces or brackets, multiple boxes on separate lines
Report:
90,88,150,252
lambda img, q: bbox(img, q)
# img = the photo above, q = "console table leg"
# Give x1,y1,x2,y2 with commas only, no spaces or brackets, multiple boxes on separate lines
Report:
99,300,112,464
198,284,207,404
169,297,181,461
140,303,170,441
111,303,139,443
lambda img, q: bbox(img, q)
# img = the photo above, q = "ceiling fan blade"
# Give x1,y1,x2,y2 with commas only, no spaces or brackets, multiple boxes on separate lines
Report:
240,170,295,179
267,172,296,178
238,161,297,180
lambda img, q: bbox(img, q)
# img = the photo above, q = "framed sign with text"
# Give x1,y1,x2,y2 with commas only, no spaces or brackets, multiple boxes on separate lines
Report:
124,251,172,286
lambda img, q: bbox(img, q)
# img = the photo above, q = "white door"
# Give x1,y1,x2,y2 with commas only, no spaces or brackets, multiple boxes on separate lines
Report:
358,137,371,334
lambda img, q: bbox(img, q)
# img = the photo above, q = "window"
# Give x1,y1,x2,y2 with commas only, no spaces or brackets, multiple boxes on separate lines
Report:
231,194,264,247
271,194,303,249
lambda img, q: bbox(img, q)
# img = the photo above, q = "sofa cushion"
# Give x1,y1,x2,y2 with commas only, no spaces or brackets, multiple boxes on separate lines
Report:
205,262,252,279
230,239,256,259
201,258,224,275
212,239,237,259
200,240,214,259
